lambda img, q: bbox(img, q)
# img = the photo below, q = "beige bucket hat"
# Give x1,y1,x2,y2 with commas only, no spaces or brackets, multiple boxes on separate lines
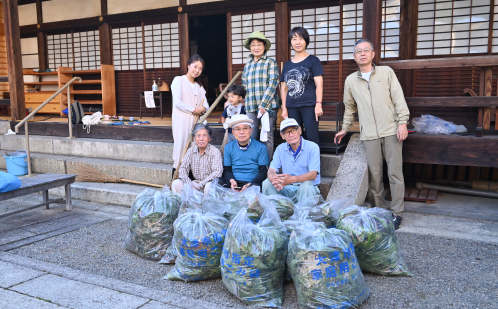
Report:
243,31,271,53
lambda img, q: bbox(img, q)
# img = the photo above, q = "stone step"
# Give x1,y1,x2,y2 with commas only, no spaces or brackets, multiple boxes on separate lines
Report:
1,134,342,177
0,151,172,186
47,177,335,207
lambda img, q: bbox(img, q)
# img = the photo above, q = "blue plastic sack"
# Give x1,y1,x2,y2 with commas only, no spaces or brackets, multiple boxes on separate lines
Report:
0,171,21,193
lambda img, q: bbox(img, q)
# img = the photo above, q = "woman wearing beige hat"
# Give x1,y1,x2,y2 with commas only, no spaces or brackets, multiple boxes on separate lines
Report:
241,31,280,159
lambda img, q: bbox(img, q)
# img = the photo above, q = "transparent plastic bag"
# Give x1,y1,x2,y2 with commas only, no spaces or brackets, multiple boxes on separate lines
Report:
165,209,228,281
221,205,288,307
260,194,294,220
412,114,457,135
204,181,264,221
123,188,181,260
316,199,348,228
287,222,370,309
337,205,414,277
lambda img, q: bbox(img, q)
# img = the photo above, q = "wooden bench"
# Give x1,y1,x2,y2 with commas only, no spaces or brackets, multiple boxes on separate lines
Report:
0,173,75,218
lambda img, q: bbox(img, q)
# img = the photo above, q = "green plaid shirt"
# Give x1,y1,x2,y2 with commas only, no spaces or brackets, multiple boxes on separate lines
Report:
242,53,279,112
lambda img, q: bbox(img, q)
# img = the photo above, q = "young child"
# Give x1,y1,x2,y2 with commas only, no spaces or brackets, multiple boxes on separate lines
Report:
221,84,246,142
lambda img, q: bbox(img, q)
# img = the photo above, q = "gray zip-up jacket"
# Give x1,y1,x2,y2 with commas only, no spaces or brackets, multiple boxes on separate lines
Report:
342,65,410,141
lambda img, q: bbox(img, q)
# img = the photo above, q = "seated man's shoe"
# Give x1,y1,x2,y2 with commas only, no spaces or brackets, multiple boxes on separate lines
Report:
392,214,402,230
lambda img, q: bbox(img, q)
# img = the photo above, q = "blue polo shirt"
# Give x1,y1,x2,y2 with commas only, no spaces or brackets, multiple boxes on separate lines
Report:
224,139,269,182
270,138,321,186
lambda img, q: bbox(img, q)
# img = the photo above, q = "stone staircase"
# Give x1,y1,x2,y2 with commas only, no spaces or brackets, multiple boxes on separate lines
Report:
0,132,343,207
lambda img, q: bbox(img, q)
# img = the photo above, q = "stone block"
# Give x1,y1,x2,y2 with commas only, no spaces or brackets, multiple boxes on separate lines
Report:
326,133,369,207
0,289,62,309
0,121,10,135
0,261,45,288
319,176,334,200
0,135,54,154
48,182,148,207
52,138,174,163
11,274,149,309
320,154,342,177
66,157,172,186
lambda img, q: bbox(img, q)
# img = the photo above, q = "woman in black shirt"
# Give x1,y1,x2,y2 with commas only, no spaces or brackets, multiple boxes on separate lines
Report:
280,27,324,146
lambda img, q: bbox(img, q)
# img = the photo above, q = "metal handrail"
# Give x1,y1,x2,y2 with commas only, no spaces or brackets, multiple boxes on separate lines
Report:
14,76,82,176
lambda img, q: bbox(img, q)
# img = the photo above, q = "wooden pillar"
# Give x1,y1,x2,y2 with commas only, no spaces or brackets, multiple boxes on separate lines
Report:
35,0,47,71
275,2,289,72
3,0,25,121
178,13,189,75
99,0,112,65
398,0,417,97
99,23,112,65
362,0,382,65
227,12,232,79
481,67,493,130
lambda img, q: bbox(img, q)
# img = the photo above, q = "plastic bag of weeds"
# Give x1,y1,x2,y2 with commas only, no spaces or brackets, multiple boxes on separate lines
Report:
165,209,228,281
123,187,181,260
316,199,348,228
287,222,370,309
221,205,288,307
337,205,414,277
260,194,294,220
204,182,264,221
179,183,204,213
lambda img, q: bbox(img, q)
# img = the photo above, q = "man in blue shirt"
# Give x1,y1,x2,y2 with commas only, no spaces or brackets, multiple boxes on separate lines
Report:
217,114,269,191
262,118,320,203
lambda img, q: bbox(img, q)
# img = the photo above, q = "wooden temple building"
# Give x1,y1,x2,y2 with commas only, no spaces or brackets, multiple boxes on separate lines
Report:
0,0,497,183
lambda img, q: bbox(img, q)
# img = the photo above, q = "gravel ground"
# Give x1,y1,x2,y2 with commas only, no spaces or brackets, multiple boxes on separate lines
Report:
10,218,498,309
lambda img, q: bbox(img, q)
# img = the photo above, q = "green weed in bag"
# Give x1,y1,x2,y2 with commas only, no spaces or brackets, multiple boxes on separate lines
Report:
337,205,414,277
123,188,181,260
165,209,228,281
287,222,370,309
222,206,287,307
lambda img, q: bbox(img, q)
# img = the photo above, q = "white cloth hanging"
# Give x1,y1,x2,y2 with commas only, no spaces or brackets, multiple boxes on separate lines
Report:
144,91,156,108
258,110,270,142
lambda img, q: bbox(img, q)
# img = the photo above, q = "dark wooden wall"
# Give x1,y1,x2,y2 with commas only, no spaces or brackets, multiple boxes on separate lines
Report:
115,68,180,116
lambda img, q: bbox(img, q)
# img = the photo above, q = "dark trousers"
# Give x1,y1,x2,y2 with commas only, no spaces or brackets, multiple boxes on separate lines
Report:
288,106,320,146
215,177,263,192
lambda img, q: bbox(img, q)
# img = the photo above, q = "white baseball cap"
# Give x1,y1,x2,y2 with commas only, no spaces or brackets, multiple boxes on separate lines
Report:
229,114,254,128
280,118,300,132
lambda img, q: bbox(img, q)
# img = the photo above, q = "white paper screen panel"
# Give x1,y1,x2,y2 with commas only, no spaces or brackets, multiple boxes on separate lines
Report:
417,0,491,56
382,0,400,58
47,33,72,71
492,2,498,53
112,22,179,70
73,30,100,70
21,37,39,69
231,12,276,64
47,31,101,71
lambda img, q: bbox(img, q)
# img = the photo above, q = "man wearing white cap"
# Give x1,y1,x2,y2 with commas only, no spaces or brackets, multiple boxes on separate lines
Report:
217,114,269,191
262,118,320,203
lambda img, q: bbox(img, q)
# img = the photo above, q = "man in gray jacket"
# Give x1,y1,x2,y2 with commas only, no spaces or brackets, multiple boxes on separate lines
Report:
334,39,410,230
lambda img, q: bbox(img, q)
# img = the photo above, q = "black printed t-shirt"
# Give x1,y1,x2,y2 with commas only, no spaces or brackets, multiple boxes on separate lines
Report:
279,55,324,108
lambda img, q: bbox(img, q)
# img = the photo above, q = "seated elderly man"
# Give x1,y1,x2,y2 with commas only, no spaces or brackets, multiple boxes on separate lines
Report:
217,114,269,191
171,123,223,195
262,118,320,203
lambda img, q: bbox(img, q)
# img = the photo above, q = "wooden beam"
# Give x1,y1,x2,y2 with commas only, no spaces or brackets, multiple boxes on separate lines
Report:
403,134,498,168
35,0,47,71
178,13,189,76
101,0,108,16
275,1,289,72
37,32,47,71
3,0,26,121
99,23,112,65
381,55,498,70
406,96,498,108
482,67,493,130
398,0,418,97
362,0,382,65
227,12,232,82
